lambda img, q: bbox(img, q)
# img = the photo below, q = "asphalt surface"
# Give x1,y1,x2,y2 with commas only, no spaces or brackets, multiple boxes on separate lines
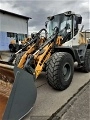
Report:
22,71,90,120
60,84,90,120
0,52,90,120
49,80,90,120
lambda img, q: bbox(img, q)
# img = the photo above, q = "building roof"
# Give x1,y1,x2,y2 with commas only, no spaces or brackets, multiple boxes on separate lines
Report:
0,9,32,19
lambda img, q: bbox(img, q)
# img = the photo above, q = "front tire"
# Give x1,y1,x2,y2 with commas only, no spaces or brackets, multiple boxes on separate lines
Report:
15,52,25,66
9,44,15,52
46,52,74,90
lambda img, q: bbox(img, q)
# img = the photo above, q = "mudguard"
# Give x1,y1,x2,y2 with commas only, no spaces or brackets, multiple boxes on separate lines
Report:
3,66,37,120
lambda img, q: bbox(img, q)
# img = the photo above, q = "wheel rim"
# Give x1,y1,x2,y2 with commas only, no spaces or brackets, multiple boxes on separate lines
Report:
63,63,71,81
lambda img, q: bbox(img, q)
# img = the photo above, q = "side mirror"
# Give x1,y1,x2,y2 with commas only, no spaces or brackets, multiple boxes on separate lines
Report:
45,21,49,28
78,16,82,24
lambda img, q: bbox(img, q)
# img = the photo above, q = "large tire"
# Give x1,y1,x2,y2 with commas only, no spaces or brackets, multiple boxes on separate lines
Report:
46,52,74,91
9,44,15,52
81,49,90,73
15,52,25,66
15,44,20,52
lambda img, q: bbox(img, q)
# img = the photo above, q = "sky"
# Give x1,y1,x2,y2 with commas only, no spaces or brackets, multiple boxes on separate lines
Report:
0,0,90,34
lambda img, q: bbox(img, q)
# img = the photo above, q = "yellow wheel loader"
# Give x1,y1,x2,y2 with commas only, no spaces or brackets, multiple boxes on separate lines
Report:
0,11,90,120
9,29,47,52
9,36,32,52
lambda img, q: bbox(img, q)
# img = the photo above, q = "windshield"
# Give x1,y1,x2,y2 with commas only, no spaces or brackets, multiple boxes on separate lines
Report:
47,14,72,37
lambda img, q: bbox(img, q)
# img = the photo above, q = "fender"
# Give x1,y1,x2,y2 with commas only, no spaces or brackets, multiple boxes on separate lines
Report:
54,46,76,61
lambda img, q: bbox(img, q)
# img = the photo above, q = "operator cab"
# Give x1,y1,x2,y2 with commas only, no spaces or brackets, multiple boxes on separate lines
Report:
46,11,82,43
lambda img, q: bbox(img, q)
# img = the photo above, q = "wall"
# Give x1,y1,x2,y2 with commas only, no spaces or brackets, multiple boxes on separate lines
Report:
0,12,28,51
0,12,28,34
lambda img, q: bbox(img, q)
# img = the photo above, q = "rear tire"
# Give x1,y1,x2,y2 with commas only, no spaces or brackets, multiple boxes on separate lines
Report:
81,49,90,73
9,44,15,52
15,52,25,66
46,52,74,90
15,44,20,52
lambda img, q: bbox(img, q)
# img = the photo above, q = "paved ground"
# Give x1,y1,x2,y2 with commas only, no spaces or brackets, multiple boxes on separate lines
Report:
60,84,90,120
22,71,90,120
49,81,90,120
0,52,90,120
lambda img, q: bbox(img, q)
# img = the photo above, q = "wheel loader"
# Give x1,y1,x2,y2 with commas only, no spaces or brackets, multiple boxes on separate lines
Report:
9,35,39,52
8,29,47,53
0,11,90,120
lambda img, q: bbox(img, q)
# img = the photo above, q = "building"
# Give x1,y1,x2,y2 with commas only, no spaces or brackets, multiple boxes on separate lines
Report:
0,9,31,50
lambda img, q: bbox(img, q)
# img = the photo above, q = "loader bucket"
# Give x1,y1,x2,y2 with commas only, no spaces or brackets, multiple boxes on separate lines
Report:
0,66,37,120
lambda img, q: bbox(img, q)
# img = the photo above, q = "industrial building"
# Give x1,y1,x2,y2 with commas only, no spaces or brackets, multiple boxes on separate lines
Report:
0,9,31,50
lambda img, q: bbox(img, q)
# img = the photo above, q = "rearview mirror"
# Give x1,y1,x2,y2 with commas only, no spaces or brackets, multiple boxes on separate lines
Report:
45,21,49,28
78,16,82,24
